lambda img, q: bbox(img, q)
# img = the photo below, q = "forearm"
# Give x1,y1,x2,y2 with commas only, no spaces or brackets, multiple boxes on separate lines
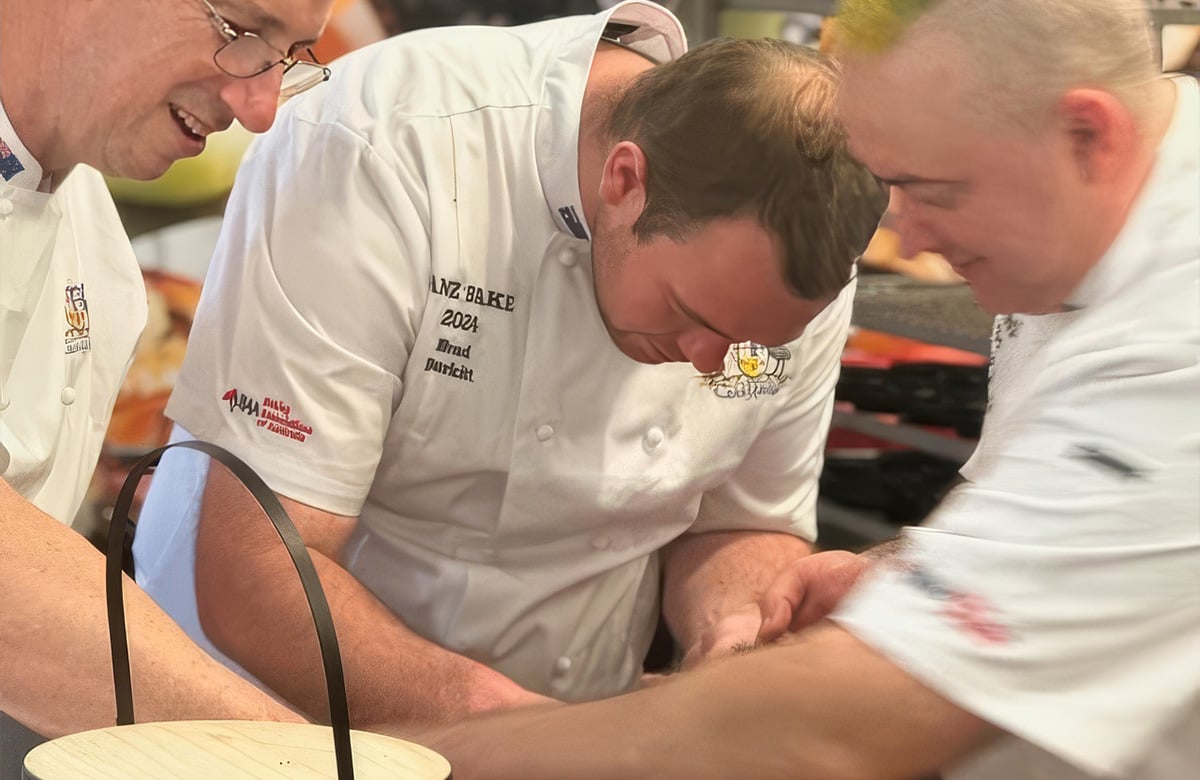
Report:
203,545,541,729
195,475,544,730
430,624,996,780
661,529,813,666
0,479,300,738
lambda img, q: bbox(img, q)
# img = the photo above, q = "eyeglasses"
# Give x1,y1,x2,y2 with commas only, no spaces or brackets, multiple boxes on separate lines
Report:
197,0,330,100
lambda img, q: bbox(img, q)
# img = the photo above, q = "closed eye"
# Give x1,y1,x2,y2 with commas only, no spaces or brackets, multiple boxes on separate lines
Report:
904,182,965,209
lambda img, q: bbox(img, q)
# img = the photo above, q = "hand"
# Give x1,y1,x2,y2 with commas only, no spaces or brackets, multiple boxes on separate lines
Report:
678,603,766,670
639,670,675,689
756,550,870,643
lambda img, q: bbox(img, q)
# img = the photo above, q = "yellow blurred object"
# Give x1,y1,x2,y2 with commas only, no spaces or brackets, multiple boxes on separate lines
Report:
105,121,254,207
718,9,827,48
718,10,789,39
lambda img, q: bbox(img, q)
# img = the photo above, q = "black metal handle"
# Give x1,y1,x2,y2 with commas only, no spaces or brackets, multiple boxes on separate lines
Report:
105,440,355,779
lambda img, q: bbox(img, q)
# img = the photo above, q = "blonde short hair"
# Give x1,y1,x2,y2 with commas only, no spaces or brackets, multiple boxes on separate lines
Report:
836,0,1160,128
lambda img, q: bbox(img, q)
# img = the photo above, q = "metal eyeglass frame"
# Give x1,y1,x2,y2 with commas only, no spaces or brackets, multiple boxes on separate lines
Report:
196,0,331,99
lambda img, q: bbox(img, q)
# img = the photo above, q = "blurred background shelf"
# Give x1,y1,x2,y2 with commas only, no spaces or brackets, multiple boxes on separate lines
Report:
831,409,978,463
816,497,897,550
852,274,992,356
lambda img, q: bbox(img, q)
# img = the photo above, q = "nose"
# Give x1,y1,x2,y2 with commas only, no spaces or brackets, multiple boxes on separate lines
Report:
887,187,939,259
678,330,732,374
219,68,284,133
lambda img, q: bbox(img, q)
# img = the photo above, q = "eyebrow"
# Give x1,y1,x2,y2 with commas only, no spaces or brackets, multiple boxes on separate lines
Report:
221,0,320,47
877,175,965,188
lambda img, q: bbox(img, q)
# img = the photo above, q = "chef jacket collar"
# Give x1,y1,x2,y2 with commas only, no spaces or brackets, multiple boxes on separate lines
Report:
535,0,686,245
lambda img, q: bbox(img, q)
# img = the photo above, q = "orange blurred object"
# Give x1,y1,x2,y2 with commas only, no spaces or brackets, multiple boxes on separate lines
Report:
105,270,202,452
843,328,989,368
861,227,964,285
312,0,389,63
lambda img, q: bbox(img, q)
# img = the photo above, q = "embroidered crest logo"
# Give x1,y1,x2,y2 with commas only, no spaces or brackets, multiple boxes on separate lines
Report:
64,281,92,354
703,342,791,400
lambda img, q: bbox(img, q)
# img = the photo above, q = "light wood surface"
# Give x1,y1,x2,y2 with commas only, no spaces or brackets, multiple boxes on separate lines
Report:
22,720,450,779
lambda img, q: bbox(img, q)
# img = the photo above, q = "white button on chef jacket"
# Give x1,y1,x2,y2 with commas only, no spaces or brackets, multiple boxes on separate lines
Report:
134,1,853,703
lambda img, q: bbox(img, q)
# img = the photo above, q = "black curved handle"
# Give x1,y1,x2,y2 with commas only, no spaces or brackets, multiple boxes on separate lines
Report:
105,440,355,780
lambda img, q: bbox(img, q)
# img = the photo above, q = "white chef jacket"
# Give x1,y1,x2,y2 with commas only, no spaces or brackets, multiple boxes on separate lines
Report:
834,76,1200,779
135,0,856,701
0,100,146,525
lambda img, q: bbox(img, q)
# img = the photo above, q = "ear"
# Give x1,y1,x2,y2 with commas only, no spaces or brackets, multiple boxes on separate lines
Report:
598,141,649,214
1058,89,1137,184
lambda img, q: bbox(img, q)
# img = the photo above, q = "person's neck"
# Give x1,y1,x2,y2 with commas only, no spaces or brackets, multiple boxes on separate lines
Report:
577,41,657,227
1,0,78,179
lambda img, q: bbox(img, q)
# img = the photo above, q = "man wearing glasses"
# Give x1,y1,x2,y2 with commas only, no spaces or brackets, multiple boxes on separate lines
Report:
0,0,333,773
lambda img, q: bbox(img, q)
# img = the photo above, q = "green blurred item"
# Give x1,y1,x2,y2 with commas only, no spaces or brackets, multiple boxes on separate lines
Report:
717,10,788,39
105,121,254,207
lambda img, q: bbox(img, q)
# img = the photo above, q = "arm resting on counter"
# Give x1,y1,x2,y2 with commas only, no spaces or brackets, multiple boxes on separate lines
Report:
426,622,998,780
194,465,550,731
0,478,302,738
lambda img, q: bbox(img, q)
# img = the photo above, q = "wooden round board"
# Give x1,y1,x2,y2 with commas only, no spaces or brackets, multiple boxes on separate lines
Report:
23,720,451,779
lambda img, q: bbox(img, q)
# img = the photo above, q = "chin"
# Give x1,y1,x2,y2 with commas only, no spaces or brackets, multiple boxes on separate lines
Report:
618,342,656,365
966,288,1013,316
611,335,659,365
107,157,172,182
968,287,1048,317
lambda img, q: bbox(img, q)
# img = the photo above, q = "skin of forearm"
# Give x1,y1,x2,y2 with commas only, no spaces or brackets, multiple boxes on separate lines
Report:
428,624,996,780
194,472,543,730
0,479,302,738
661,530,813,664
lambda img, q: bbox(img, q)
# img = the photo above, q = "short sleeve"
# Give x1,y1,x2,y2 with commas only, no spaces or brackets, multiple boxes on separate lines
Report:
833,341,1200,776
692,277,855,540
165,109,435,516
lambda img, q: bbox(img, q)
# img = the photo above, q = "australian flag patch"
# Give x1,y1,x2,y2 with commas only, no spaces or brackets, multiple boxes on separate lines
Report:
0,137,25,181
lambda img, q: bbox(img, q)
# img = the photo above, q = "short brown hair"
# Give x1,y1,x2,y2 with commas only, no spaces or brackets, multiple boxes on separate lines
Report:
604,37,887,300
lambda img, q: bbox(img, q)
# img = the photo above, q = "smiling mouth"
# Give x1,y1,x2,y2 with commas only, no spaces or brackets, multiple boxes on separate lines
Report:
171,105,211,141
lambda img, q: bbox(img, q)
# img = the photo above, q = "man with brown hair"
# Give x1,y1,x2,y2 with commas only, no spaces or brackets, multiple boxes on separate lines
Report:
133,0,885,732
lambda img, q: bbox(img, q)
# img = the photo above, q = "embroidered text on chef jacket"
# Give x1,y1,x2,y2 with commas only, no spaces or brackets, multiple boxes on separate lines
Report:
135,1,855,701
